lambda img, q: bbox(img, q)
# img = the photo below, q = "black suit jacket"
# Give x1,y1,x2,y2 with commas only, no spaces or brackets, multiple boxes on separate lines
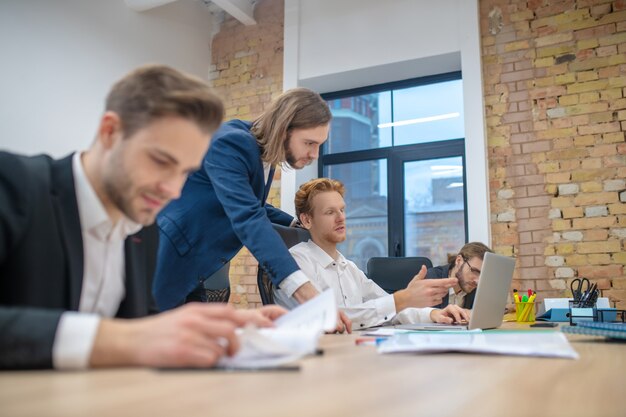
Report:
0,152,159,370
426,264,476,310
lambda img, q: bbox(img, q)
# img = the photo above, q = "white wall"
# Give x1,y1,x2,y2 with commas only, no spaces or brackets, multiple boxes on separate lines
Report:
0,0,215,157
282,0,491,245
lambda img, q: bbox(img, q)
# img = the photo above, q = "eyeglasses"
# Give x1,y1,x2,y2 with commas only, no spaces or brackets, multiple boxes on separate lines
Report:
463,258,481,276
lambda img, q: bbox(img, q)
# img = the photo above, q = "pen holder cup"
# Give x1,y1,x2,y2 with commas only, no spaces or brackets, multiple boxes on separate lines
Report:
515,301,536,323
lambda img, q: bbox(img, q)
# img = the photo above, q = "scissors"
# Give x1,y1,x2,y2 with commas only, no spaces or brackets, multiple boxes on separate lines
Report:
570,277,590,302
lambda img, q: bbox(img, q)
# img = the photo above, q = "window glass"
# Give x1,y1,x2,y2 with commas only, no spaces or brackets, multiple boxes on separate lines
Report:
391,79,464,146
403,157,465,265
325,92,391,153
325,159,388,271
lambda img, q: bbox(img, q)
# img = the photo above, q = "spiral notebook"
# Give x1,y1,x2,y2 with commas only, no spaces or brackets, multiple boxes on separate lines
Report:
562,322,626,340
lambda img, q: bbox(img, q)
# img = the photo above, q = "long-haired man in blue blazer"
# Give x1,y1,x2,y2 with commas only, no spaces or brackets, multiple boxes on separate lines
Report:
154,88,351,332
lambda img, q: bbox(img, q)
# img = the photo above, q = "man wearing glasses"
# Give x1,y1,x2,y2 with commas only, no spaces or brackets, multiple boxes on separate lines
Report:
426,242,494,310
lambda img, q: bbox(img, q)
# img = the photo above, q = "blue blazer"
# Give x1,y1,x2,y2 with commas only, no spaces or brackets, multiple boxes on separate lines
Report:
154,120,298,310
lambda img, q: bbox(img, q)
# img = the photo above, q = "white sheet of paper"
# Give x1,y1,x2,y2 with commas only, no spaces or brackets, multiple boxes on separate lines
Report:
218,326,320,368
217,289,337,369
361,328,409,337
377,331,579,359
274,288,337,331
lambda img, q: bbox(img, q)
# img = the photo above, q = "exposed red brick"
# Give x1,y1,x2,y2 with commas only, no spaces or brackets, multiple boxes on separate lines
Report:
210,0,284,308
481,0,626,308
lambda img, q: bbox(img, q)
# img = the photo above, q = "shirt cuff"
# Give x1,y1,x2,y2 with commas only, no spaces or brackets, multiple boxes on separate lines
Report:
374,294,397,321
417,307,436,323
278,270,310,298
52,312,101,370
392,307,436,324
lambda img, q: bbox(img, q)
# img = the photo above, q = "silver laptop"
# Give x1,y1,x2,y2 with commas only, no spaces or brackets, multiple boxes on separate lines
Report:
394,252,516,331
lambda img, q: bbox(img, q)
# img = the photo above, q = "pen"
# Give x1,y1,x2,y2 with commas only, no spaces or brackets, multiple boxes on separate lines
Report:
580,283,597,308
355,337,387,346
579,287,590,307
586,286,599,308
513,289,520,303
517,291,536,322
158,365,301,372
518,294,529,321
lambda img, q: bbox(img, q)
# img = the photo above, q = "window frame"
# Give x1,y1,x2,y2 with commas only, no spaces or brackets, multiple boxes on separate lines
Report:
319,72,468,258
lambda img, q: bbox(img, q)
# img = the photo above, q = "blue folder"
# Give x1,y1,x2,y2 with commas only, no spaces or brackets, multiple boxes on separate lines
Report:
536,308,569,322
538,307,617,322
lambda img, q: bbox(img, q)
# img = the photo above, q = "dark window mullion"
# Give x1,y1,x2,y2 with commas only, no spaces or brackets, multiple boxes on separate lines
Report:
388,150,403,257
321,147,390,166
321,71,461,101
462,154,469,242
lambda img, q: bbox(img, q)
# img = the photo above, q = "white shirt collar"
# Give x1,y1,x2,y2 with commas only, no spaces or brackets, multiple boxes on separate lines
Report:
72,152,141,241
263,162,272,185
302,239,348,269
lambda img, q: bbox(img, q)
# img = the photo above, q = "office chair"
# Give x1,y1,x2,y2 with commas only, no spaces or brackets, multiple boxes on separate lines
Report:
257,223,311,305
366,256,433,294
203,262,231,302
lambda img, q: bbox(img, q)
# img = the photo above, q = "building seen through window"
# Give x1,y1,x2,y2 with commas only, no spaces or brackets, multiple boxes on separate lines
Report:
321,75,466,270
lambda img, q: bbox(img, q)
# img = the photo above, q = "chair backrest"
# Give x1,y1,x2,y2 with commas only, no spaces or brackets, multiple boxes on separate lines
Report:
202,262,231,302
257,224,311,305
366,256,434,294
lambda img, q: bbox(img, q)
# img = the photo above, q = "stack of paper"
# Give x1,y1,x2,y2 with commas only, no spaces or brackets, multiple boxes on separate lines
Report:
218,289,337,368
377,331,579,359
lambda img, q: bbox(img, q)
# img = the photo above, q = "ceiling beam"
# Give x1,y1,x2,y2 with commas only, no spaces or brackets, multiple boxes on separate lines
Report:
211,0,256,26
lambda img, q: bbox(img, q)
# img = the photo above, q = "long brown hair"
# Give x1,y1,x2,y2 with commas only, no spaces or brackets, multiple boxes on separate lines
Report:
251,88,331,166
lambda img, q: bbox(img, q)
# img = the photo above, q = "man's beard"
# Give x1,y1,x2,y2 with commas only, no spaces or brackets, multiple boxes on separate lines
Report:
285,147,297,167
103,165,138,222
322,231,346,244
455,268,474,294
285,144,312,168
102,151,153,225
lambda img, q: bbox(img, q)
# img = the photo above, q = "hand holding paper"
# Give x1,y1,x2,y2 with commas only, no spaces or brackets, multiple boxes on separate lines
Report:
218,289,338,369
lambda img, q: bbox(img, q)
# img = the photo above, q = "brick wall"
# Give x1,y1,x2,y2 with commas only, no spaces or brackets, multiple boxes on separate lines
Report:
209,0,284,308
480,0,626,308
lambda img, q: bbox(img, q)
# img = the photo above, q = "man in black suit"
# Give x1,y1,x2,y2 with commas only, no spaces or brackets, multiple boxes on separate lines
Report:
0,65,284,370
426,242,494,311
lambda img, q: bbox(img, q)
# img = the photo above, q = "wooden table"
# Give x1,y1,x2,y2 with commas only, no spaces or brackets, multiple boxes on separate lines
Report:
0,326,623,417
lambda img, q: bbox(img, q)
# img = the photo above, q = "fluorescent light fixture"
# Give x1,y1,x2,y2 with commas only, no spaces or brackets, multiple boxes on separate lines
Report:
431,165,462,171
377,112,460,129
446,182,464,189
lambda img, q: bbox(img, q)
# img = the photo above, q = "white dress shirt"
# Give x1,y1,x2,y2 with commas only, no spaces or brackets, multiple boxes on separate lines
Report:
274,240,435,329
448,286,467,307
52,153,141,369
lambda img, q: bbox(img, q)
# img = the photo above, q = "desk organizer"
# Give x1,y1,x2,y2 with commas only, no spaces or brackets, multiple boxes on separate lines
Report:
567,302,621,326
515,301,535,322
